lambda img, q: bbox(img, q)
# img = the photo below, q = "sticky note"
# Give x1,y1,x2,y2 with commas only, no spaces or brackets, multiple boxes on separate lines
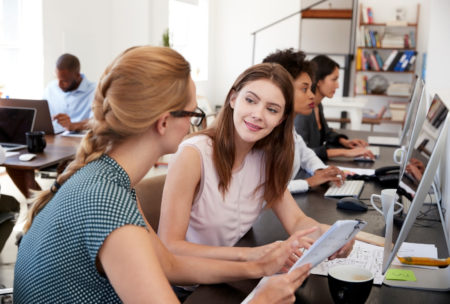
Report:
385,269,416,281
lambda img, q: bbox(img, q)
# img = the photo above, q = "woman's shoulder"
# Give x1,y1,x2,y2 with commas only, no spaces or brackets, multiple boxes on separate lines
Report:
179,134,213,152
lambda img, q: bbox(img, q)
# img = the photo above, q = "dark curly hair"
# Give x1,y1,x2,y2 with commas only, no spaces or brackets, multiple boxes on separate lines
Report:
263,48,315,81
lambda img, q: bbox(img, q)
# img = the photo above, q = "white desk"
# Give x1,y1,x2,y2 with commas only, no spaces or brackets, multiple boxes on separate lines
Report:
322,97,368,130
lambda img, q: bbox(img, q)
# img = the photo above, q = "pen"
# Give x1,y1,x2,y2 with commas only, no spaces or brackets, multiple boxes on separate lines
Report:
397,256,450,267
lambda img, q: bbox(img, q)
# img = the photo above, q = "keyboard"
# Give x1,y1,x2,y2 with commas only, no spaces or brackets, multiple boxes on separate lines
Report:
324,180,365,198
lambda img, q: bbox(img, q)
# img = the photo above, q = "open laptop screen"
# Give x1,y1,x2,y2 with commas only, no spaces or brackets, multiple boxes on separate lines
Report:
0,107,36,144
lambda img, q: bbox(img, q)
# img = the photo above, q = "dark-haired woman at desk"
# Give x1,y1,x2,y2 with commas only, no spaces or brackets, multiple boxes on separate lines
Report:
263,49,345,192
14,46,312,304
294,55,374,161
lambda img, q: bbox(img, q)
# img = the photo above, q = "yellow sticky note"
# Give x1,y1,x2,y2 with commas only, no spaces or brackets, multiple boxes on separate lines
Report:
385,269,416,281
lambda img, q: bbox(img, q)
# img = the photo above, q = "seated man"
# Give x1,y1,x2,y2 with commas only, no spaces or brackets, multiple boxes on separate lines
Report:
44,53,95,132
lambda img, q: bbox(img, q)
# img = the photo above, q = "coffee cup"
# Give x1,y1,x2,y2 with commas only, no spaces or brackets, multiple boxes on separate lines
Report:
393,147,405,165
26,131,46,153
370,188,403,219
328,265,373,304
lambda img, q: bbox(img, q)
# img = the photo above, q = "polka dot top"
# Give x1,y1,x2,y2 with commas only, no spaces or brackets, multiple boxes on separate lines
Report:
14,155,146,303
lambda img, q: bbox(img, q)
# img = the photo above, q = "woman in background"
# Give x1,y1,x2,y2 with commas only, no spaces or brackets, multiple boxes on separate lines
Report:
295,55,374,161
263,49,345,193
14,46,313,304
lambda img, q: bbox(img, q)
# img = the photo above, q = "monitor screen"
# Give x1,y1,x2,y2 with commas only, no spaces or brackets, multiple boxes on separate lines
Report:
383,94,449,274
0,107,36,144
399,77,423,148
399,94,448,201
396,78,425,175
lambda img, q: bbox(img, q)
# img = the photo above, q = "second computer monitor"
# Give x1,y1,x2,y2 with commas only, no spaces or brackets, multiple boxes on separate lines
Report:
383,94,449,283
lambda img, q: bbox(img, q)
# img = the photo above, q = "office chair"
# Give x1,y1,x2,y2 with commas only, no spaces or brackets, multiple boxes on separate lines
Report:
134,174,166,232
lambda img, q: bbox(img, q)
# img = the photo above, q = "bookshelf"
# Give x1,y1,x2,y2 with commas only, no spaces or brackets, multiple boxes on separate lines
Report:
354,4,420,100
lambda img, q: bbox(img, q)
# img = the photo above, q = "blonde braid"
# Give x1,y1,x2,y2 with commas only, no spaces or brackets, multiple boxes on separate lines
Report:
23,46,191,233
24,67,114,232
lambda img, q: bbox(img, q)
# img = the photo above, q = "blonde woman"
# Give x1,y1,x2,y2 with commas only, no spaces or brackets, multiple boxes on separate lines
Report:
14,46,313,304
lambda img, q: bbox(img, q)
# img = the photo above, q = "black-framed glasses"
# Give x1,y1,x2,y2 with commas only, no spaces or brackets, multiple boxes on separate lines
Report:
170,107,206,127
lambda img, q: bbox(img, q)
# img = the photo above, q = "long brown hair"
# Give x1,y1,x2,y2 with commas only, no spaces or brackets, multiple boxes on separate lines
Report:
24,46,191,232
199,63,295,208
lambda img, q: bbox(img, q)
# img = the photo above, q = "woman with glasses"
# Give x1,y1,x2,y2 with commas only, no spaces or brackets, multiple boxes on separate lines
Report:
159,63,354,297
14,47,313,303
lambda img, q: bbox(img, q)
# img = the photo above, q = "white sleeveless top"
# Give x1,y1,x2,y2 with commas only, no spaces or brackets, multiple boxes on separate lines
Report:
174,135,266,247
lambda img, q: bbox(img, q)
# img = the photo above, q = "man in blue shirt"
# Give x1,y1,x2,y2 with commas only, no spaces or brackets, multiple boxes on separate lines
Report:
44,54,95,132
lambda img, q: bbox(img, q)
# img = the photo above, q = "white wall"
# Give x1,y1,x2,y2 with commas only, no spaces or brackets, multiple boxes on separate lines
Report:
208,0,300,106
42,0,167,87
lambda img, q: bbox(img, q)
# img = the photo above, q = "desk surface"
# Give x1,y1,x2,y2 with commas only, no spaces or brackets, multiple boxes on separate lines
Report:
185,130,450,304
3,135,79,170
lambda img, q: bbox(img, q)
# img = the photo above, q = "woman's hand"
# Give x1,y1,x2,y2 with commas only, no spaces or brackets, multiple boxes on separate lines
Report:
343,147,375,159
255,227,317,276
250,264,311,304
329,238,355,260
306,166,346,188
340,138,368,148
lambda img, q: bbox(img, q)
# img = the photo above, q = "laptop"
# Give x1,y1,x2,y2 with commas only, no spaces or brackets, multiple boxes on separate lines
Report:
0,107,36,151
0,98,57,135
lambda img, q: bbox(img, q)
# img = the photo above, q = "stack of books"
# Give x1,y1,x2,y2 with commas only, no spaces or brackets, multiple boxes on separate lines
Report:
386,82,412,97
389,102,407,121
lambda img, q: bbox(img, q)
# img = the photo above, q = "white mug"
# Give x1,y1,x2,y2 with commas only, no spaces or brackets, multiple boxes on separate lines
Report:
393,147,405,165
370,188,403,218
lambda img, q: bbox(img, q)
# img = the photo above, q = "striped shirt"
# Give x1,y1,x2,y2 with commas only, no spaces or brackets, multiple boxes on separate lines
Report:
14,155,146,303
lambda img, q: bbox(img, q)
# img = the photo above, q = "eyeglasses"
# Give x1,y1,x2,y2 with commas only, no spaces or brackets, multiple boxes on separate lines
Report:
170,107,206,127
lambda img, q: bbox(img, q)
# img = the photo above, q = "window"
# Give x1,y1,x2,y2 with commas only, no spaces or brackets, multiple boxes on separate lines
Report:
0,0,43,98
169,0,208,81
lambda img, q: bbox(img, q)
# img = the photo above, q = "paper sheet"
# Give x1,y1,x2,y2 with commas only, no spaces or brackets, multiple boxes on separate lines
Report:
393,242,438,269
311,240,385,285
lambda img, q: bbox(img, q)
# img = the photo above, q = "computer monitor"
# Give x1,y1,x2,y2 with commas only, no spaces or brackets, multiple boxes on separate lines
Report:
393,78,426,174
382,94,449,291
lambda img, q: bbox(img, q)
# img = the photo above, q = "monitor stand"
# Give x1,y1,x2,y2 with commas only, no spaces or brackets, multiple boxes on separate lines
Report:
384,184,450,291
383,266,450,291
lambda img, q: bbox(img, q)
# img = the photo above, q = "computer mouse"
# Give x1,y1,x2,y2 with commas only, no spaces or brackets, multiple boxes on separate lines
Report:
337,197,368,212
19,153,36,162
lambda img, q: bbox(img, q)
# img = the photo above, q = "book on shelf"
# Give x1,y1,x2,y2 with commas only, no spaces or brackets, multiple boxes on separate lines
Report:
355,74,368,95
369,52,380,71
387,51,404,71
356,48,362,71
382,50,398,71
374,51,383,69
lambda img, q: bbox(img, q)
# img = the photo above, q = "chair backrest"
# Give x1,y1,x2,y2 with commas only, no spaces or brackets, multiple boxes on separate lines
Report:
135,174,166,232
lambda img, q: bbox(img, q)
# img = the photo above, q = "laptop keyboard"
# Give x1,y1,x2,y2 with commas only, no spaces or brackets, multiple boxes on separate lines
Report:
324,180,365,198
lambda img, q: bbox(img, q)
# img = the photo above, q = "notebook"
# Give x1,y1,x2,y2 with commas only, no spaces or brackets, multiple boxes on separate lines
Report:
0,107,36,151
0,98,57,135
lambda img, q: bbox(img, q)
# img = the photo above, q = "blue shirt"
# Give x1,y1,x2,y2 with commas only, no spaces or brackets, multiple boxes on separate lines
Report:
14,155,146,303
44,74,96,132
